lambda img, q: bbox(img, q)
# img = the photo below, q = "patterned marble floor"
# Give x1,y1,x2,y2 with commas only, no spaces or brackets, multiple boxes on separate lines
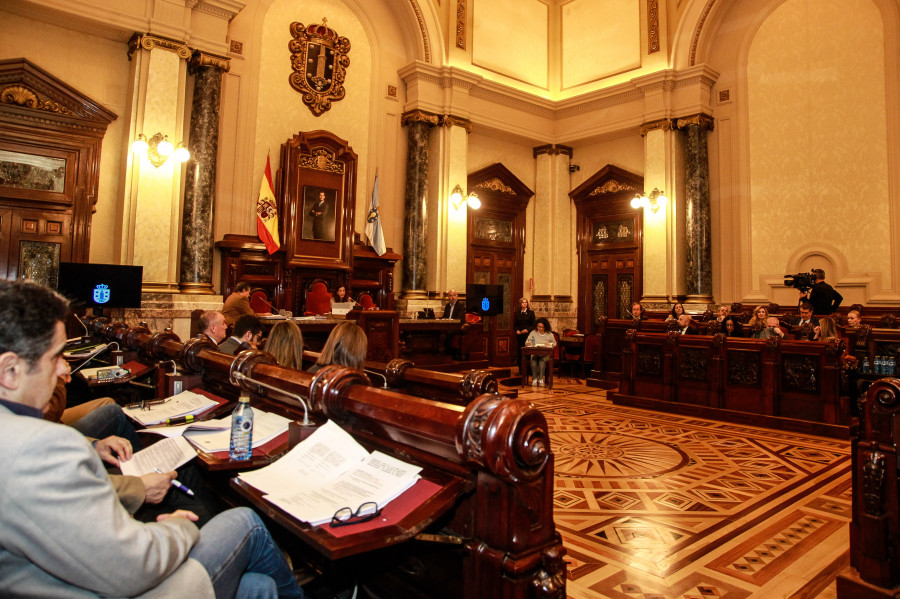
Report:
508,378,851,599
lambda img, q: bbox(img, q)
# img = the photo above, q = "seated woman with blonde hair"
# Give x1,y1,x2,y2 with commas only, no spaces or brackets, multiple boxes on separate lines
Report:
266,320,304,370
308,321,368,374
746,305,768,335
814,316,840,342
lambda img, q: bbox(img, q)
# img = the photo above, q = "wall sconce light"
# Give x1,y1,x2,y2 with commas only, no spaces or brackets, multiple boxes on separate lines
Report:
131,132,190,168
450,184,481,210
631,188,667,213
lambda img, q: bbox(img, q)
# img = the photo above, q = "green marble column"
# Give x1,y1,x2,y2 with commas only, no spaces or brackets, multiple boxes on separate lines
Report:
678,114,715,304
180,51,229,294
400,110,440,298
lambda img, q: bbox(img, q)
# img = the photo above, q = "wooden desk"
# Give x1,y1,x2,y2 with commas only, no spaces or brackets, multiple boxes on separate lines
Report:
231,465,471,560
85,318,567,598
521,346,554,388
399,319,461,364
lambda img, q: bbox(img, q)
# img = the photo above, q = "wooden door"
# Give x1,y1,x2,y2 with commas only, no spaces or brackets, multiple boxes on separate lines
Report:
471,248,516,365
571,165,644,333
586,248,640,321
466,164,533,366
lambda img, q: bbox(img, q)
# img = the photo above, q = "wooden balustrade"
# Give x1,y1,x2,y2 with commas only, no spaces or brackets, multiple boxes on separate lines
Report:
85,316,566,598
837,379,900,598
613,330,849,438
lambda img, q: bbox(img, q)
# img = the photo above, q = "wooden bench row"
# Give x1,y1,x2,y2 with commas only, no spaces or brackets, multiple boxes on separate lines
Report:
610,330,848,437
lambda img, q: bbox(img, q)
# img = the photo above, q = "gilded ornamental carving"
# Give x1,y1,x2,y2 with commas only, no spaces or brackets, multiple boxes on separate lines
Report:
0,85,73,115
288,19,351,117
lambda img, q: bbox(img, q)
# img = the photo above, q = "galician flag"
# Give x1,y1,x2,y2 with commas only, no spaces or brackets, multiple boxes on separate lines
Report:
365,170,386,256
255,152,280,254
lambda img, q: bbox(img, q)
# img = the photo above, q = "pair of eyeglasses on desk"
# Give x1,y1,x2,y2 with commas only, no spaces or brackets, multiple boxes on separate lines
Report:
329,501,381,528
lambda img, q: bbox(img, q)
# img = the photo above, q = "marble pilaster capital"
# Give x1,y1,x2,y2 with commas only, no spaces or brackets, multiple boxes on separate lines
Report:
675,113,715,131
127,33,192,61
401,109,441,127
532,144,573,159
189,50,231,74
640,118,675,136
440,114,472,133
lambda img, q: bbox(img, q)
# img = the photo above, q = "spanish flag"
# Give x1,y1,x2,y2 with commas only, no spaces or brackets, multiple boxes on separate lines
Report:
256,152,280,254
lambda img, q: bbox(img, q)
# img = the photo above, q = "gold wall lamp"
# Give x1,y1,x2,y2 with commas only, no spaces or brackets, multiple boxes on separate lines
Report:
132,132,190,168
631,188,667,213
450,184,481,210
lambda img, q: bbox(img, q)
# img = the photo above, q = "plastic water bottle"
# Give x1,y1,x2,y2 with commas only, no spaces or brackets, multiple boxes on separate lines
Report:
874,356,883,375
862,357,870,374
889,356,896,376
229,394,253,460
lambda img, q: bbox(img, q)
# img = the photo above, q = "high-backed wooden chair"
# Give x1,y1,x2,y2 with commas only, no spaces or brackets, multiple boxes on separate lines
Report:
357,292,376,310
249,289,272,313
305,280,332,315
559,329,584,377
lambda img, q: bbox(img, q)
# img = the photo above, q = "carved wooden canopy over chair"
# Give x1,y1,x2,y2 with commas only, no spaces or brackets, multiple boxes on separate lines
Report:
305,280,332,315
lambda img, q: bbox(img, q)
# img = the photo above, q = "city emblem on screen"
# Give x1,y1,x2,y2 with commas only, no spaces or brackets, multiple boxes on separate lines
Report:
93,283,110,304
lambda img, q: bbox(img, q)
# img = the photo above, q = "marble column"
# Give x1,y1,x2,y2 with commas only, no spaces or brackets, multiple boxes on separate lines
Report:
180,51,230,294
677,114,715,304
400,110,440,299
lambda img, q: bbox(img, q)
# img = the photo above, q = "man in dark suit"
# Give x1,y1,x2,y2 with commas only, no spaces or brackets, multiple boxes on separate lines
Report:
514,297,536,374
198,310,227,344
806,268,842,315
790,302,819,327
677,314,700,335
218,315,262,355
442,289,465,322
442,290,465,358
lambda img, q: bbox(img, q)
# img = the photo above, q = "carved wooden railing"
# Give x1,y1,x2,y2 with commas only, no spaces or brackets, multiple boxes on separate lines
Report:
838,379,900,597
86,317,566,598
614,330,848,435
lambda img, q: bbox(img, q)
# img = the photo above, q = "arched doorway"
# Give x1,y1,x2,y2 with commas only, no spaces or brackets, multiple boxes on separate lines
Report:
571,165,644,333
466,164,532,365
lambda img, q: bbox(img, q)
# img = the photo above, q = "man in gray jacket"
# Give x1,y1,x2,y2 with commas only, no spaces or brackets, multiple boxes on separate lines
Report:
0,280,302,599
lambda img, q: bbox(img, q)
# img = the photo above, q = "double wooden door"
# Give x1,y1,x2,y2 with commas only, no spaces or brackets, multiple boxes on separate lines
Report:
571,165,645,333
470,247,516,365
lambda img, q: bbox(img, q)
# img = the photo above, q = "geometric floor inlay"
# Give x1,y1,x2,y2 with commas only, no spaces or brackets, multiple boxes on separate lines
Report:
507,377,853,599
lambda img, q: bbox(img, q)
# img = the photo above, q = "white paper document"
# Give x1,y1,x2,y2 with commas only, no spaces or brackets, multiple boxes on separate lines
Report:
182,410,291,453
118,436,197,477
238,420,422,526
122,390,219,426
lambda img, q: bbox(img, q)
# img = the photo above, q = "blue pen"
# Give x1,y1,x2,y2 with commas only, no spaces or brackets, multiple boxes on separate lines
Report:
154,468,195,497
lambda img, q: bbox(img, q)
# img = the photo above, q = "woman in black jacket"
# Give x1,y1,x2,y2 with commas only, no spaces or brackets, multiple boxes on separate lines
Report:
514,297,537,374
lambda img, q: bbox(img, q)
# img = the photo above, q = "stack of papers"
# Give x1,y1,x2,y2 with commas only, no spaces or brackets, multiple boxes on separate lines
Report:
239,420,422,526
118,436,197,477
175,410,291,454
123,390,219,426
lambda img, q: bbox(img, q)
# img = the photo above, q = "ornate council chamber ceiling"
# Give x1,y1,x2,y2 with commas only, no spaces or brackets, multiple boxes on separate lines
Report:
507,378,851,599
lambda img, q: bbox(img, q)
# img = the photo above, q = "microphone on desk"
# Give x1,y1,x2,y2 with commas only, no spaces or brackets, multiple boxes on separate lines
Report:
69,341,118,375
364,369,390,389
232,371,311,426
67,314,91,344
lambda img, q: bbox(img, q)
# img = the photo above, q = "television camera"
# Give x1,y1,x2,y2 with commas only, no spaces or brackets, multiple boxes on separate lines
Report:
784,272,817,293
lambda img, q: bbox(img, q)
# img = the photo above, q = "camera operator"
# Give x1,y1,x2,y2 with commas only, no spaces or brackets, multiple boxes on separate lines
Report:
803,269,842,315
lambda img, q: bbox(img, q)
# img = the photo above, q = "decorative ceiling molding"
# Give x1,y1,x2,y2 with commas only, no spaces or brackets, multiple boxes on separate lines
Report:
690,0,718,66
456,0,466,49
648,0,660,54
407,0,432,63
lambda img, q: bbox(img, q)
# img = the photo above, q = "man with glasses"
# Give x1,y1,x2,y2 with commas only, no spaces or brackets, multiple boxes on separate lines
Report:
219,315,263,355
0,280,302,598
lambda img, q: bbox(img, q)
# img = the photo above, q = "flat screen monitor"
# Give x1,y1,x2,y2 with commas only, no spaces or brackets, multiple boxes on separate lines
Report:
57,262,143,311
466,283,504,316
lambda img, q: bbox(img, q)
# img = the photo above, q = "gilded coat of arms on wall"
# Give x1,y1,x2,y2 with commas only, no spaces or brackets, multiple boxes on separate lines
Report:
288,18,351,117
